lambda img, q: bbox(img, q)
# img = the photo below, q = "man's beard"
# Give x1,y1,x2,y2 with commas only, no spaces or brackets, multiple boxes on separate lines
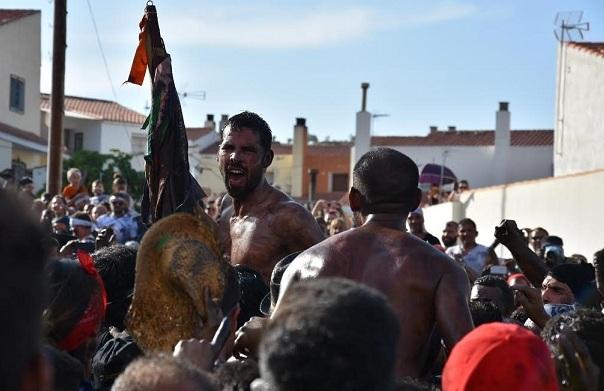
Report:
442,236,457,247
224,169,264,200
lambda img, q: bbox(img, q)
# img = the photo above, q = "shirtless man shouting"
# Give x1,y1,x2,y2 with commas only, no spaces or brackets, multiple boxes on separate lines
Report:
277,148,473,378
218,112,324,284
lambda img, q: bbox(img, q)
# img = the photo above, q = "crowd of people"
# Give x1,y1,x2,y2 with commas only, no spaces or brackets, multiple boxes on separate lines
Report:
1,111,603,391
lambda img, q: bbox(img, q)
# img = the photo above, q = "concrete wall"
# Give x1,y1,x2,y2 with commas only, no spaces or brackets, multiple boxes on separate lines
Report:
0,12,41,135
554,44,604,176
423,170,604,259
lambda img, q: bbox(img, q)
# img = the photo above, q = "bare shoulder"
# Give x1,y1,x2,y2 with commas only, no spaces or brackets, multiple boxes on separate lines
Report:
401,234,466,275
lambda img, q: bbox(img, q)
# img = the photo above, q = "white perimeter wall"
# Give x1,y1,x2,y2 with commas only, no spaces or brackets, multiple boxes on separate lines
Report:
0,13,41,134
424,169,604,259
554,45,604,176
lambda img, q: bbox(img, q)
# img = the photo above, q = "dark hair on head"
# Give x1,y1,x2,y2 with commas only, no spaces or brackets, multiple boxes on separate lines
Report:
473,275,515,316
445,221,459,228
112,354,218,391
595,248,604,264
216,359,259,391
469,301,503,327
221,111,273,153
541,308,604,386
93,245,137,329
458,218,477,231
0,190,48,391
260,277,399,391
352,148,419,214
43,258,100,350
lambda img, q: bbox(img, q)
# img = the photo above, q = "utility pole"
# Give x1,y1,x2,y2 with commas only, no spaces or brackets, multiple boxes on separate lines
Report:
46,0,67,194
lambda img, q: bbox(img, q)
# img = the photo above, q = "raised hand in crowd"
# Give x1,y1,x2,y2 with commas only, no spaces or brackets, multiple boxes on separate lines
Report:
495,219,549,287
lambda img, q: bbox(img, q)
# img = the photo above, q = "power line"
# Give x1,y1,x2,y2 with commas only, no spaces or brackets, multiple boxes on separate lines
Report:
85,0,145,169
86,0,118,101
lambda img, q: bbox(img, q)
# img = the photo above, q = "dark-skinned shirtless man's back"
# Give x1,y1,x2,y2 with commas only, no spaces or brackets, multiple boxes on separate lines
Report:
276,148,474,379
217,112,324,284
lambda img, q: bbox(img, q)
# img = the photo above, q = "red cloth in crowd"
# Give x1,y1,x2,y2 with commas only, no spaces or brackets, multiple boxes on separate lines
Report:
56,250,107,352
443,323,558,391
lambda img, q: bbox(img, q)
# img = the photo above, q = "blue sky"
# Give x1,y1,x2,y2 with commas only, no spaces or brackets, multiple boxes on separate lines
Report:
2,0,604,142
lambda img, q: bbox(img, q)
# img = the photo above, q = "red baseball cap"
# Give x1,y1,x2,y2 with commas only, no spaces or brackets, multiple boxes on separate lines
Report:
443,323,558,391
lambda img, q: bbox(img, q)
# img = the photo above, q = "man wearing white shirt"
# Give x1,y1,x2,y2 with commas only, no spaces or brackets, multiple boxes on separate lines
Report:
97,193,139,244
446,218,497,280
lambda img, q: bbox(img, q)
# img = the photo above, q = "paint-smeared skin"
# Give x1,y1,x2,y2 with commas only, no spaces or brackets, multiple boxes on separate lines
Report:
227,186,324,285
279,223,473,379
127,212,227,353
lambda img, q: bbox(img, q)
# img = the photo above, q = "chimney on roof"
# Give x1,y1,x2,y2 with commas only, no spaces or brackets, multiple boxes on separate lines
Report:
494,101,511,185
447,126,456,132
292,117,308,198
218,114,229,133
205,114,216,132
352,83,372,183
429,126,438,134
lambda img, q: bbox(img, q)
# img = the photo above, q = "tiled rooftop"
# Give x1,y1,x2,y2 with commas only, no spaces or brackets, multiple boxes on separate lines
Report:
0,9,39,26
186,127,213,141
372,130,553,147
567,42,604,59
0,120,47,146
40,94,146,125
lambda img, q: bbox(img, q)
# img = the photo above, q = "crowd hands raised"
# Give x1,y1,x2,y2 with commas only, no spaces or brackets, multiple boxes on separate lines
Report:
2,111,603,391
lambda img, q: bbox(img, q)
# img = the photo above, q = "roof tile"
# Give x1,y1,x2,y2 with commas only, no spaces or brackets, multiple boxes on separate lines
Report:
40,93,146,125
372,130,553,147
186,127,213,141
0,120,47,146
567,42,604,59
0,9,38,26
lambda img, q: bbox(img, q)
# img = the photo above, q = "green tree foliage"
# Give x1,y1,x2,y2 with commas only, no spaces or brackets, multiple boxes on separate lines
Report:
63,150,145,202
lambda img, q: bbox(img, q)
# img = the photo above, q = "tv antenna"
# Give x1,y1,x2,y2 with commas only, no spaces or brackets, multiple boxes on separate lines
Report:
554,11,589,42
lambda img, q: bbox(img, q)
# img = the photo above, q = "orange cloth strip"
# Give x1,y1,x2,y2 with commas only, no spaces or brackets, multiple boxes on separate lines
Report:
126,16,149,85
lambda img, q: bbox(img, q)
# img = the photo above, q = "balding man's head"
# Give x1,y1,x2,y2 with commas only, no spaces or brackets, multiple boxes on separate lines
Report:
112,354,217,391
351,148,420,214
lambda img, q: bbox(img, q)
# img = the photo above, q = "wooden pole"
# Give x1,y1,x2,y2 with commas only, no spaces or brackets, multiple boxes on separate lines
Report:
46,0,67,194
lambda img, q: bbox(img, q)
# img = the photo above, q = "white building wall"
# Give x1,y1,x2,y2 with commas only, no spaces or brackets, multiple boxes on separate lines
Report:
0,12,41,134
423,170,604,259
382,145,495,188
0,139,12,170
379,144,552,189
507,146,553,183
196,154,226,195
554,45,604,176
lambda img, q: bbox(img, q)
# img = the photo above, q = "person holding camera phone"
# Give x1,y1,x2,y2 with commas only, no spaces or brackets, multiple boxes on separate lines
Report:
59,212,96,256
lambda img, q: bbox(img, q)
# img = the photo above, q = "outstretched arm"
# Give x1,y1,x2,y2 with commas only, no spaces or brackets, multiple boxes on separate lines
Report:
495,220,548,287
